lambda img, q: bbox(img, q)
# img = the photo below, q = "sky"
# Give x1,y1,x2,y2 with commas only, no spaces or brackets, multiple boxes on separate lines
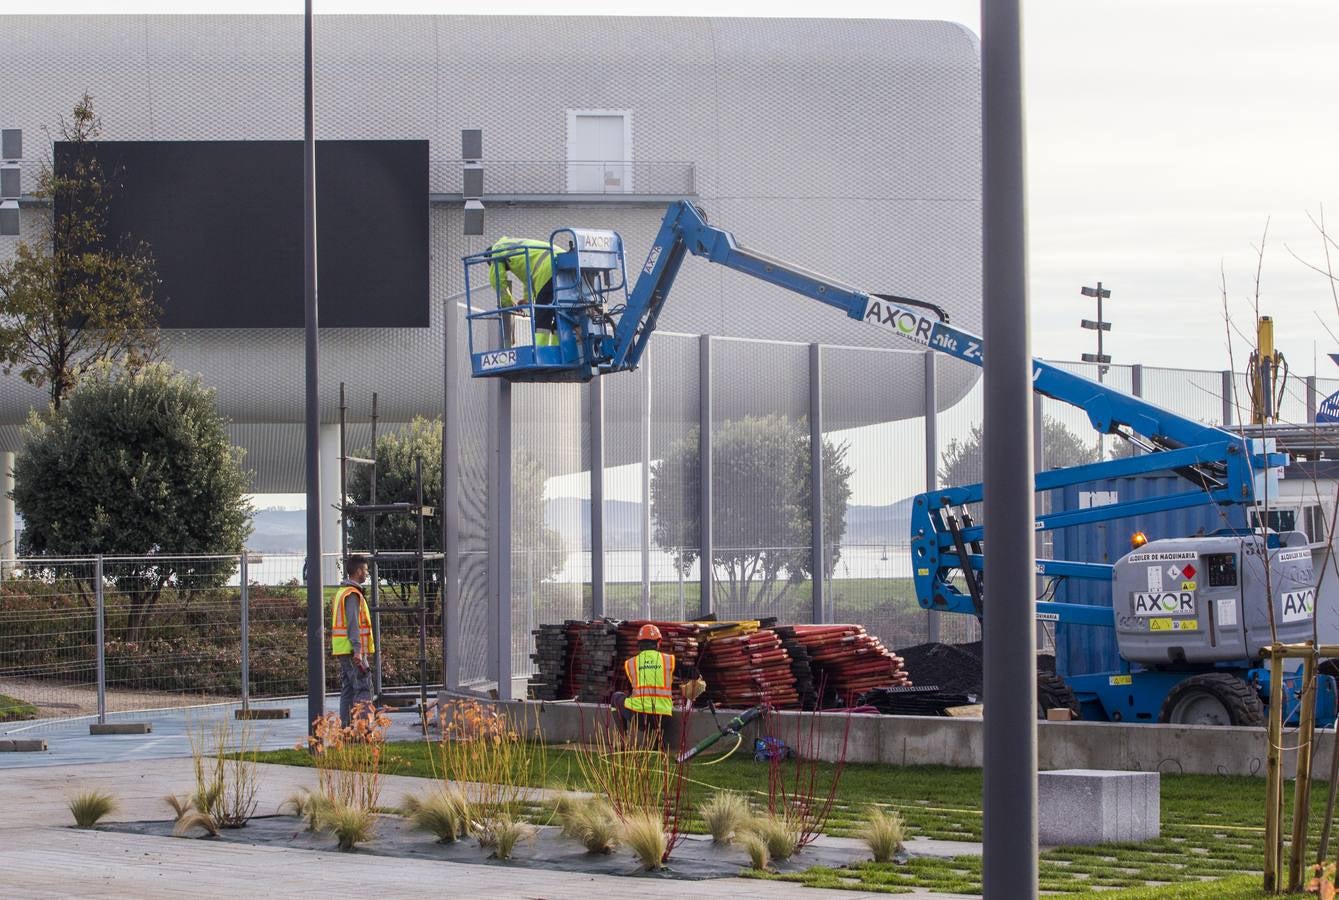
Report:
6,0,1336,508
6,0,1335,372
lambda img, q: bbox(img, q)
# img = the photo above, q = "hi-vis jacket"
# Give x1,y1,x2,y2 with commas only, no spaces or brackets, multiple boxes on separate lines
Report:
623,649,675,716
487,237,562,306
330,584,374,657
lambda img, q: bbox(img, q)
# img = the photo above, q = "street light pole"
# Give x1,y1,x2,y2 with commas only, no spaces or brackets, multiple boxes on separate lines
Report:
303,0,325,735
980,1,1038,896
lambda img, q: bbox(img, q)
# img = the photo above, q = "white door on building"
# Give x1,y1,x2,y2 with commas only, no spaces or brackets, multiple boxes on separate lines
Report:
567,111,630,193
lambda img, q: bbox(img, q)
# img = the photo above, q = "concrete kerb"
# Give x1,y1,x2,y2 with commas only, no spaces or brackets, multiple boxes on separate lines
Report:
479,696,1329,778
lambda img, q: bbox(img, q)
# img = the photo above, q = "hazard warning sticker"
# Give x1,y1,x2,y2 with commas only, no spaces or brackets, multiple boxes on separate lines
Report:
1278,549,1312,563
1149,618,1199,632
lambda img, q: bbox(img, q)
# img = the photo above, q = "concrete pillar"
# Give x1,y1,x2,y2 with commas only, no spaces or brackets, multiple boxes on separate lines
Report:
0,451,14,558
318,424,341,583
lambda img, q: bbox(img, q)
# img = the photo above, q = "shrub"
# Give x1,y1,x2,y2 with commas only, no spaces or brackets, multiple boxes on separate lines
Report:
322,799,377,851
699,791,750,844
12,364,252,642
485,815,534,860
744,813,799,862
558,797,620,854
862,807,906,863
68,789,117,827
188,719,260,828
409,789,470,844
164,793,190,822
739,832,771,871
173,809,220,838
622,811,669,871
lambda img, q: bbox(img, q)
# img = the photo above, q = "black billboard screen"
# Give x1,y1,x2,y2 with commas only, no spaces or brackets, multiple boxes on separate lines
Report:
54,140,429,328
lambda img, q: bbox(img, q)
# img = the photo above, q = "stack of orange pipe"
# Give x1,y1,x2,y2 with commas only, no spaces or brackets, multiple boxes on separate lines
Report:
784,624,911,704
697,629,801,708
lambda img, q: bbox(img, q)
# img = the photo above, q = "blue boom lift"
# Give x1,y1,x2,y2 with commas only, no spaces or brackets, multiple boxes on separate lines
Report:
463,200,1335,727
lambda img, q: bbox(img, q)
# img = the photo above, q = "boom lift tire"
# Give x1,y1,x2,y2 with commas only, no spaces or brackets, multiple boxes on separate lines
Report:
1037,673,1081,720
1157,672,1265,727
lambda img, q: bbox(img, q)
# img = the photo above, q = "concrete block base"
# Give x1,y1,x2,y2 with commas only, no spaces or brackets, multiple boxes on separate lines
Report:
235,708,291,720
89,722,152,735
0,738,47,752
1039,768,1159,845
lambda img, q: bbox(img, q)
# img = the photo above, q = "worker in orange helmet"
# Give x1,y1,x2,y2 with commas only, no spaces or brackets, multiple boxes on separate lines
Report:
610,623,706,735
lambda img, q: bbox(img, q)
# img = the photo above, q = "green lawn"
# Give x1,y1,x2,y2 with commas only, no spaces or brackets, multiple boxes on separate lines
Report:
255,739,1317,895
0,692,38,722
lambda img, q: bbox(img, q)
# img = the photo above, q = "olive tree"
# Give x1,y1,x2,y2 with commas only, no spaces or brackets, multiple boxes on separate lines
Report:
11,364,252,639
650,414,853,618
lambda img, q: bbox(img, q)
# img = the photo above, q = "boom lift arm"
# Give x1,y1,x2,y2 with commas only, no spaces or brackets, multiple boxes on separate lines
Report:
465,200,1285,625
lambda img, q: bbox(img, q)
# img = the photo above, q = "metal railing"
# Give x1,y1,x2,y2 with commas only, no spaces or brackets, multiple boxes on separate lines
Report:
1,541,950,726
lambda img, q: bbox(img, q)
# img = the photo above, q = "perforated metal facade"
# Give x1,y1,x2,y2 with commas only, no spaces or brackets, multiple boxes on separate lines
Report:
0,14,982,487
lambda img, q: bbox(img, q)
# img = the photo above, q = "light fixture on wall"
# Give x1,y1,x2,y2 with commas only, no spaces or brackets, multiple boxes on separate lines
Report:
0,128,19,236
462,128,484,236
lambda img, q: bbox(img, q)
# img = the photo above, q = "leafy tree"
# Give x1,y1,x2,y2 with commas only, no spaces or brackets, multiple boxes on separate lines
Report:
0,93,159,410
344,417,563,616
650,414,853,618
11,364,253,640
939,415,1100,488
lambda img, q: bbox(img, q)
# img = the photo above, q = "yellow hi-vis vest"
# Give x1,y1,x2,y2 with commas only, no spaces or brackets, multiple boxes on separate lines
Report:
487,237,562,307
623,649,675,716
330,585,375,656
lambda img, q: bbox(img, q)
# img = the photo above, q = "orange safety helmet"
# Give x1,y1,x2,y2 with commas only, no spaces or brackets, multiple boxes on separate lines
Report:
637,623,663,642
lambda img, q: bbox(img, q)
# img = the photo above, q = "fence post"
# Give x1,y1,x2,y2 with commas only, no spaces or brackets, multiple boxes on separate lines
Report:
809,343,826,625
924,351,940,643
1307,375,1318,424
1221,370,1234,428
95,554,105,726
699,334,714,617
240,551,250,713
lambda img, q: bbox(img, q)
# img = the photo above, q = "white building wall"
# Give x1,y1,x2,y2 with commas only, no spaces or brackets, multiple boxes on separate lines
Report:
0,15,983,491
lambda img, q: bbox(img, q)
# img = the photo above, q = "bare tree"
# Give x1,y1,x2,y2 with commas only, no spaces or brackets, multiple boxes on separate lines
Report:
0,93,159,409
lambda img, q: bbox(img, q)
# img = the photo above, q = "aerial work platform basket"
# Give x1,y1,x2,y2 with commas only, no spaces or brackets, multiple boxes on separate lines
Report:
463,228,628,382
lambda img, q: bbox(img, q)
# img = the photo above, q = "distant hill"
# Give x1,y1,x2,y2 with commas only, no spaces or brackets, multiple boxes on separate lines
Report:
248,495,917,553
543,496,915,547
247,508,307,553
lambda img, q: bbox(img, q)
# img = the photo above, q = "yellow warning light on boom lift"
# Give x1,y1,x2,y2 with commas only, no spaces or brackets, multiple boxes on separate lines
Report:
1131,531,1148,549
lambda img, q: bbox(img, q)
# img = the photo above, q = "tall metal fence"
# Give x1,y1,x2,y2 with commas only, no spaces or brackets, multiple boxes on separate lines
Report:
4,347,1327,725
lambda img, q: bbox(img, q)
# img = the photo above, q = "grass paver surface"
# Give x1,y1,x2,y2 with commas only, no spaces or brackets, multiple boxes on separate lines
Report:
256,740,1323,896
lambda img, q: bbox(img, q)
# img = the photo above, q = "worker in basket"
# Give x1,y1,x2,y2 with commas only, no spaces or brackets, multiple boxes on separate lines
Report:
487,236,565,349
610,624,707,740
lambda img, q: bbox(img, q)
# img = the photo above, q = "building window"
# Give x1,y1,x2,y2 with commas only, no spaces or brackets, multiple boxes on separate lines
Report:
566,109,632,194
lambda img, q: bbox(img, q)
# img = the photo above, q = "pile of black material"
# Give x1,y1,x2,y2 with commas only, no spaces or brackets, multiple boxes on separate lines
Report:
895,641,983,696
858,684,976,716
528,624,570,701
563,620,619,703
773,627,820,710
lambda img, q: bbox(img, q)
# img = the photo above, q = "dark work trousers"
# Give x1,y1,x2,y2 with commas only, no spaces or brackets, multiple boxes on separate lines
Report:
609,691,666,739
533,281,555,331
338,656,373,727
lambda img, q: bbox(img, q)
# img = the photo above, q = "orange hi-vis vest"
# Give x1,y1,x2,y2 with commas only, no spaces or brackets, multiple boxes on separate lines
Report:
330,585,375,656
623,649,675,716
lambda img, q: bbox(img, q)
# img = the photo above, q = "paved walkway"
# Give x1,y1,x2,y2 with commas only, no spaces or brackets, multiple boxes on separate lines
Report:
1,758,979,899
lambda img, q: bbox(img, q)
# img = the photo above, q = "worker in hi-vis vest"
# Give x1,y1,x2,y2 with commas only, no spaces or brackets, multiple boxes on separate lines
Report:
487,236,565,349
610,624,707,735
330,553,375,727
